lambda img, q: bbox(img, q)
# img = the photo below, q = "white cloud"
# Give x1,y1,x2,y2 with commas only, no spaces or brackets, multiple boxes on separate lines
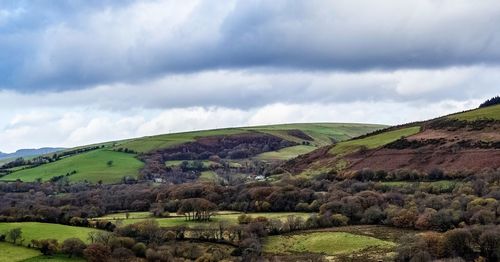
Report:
0,98,484,153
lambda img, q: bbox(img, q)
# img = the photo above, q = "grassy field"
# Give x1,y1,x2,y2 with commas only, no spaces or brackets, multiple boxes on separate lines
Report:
0,222,100,245
1,150,143,184
263,231,395,256
95,212,312,228
448,104,500,121
246,123,386,146
330,126,421,155
256,145,317,160
0,242,41,262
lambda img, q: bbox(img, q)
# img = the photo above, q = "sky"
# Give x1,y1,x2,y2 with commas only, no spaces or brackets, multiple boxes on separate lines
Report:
0,0,499,152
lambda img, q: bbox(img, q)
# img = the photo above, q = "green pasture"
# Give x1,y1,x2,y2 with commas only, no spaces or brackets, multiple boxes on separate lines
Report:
1,150,143,184
0,222,100,245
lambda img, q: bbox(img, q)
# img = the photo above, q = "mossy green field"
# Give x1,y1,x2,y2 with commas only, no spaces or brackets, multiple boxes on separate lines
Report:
1,150,143,183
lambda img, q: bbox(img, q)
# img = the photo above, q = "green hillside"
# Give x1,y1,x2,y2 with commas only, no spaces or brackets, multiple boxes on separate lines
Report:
1,150,143,183
448,104,500,121
246,123,386,146
329,126,421,155
1,123,384,184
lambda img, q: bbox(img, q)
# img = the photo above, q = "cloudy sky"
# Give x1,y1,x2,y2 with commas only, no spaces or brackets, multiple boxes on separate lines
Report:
0,0,499,152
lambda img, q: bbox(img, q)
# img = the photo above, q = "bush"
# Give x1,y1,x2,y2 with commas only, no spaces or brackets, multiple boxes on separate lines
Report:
330,214,349,226
62,238,86,258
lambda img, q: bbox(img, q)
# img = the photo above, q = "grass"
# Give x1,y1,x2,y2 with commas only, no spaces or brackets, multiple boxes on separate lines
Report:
0,242,40,262
330,126,421,155
263,231,395,256
95,212,312,228
1,150,144,184
256,145,317,160
0,222,101,245
246,123,386,146
448,104,500,121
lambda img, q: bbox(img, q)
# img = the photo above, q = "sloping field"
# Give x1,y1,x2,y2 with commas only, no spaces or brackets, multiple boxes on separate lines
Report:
330,126,421,155
1,150,143,183
448,104,500,121
256,145,317,160
246,123,386,146
0,222,100,245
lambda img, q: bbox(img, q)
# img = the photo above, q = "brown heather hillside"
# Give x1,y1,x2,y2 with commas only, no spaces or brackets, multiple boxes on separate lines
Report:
283,105,500,176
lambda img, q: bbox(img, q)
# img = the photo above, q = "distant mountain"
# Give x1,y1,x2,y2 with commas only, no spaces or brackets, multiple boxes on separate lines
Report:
0,147,65,161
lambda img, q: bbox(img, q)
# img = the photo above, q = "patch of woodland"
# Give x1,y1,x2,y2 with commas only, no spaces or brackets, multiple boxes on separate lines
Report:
286,129,314,141
479,95,500,108
385,138,447,149
425,118,500,131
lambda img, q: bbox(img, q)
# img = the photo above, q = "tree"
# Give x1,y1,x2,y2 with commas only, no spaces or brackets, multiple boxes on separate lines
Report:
7,228,22,244
62,238,86,258
177,198,217,221
444,228,473,258
84,243,111,262
107,160,113,167
479,230,500,261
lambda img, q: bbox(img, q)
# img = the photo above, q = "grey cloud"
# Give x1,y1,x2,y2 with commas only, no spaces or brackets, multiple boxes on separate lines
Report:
1,0,500,90
0,67,498,111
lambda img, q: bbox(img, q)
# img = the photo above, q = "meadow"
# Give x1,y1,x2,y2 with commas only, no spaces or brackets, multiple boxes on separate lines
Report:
263,231,396,256
0,222,100,245
1,150,143,184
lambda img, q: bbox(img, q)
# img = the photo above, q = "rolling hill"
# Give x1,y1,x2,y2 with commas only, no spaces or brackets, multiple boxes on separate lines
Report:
0,123,385,183
283,104,500,177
